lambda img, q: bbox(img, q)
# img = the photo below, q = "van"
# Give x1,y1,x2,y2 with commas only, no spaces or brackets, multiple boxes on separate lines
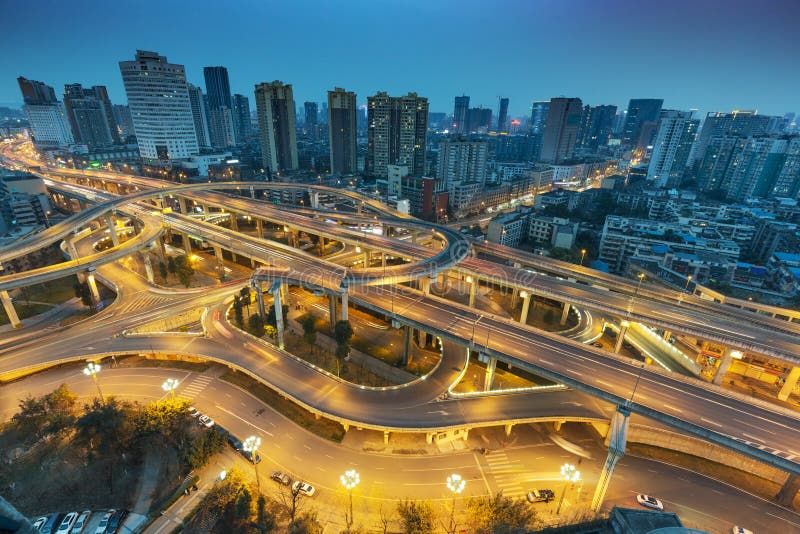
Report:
40,513,65,534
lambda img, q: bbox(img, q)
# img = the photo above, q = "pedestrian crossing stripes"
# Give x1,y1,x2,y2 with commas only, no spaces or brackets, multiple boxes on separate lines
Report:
484,450,527,498
179,375,214,400
117,294,174,314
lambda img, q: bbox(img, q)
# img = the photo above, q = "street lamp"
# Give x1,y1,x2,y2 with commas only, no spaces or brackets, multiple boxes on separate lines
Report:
556,463,580,514
580,249,587,266
83,362,103,402
162,378,179,400
243,436,261,493
340,469,360,531
446,474,466,533
684,275,693,293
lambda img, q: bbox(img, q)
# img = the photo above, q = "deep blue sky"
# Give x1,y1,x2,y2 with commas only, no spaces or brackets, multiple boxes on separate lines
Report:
1,0,798,117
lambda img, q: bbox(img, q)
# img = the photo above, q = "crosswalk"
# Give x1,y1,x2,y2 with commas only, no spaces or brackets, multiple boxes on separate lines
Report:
484,450,526,498
179,375,214,400
116,294,175,315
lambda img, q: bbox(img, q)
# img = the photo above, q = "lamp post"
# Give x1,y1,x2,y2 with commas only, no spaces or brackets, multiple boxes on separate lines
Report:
340,469,360,531
83,362,103,402
162,378,179,400
446,473,466,534
556,463,580,514
580,249,587,266
243,436,261,493
684,275,693,293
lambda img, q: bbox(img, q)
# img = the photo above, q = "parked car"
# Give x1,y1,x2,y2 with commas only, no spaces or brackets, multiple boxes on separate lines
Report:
241,449,262,464
32,516,48,531
227,434,243,451
636,494,664,511
732,528,753,534
40,514,65,534
592,341,603,348
270,471,291,485
93,511,113,534
526,489,554,503
70,510,91,534
292,481,316,497
105,510,127,534
187,406,200,418
198,415,215,428
55,512,78,534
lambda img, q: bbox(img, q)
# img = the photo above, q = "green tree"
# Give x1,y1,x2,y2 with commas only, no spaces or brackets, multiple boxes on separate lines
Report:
76,397,134,457
288,512,322,534
465,492,540,533
247,313,265,337
42,383,78,435
256,494,278,534
333,320,354,360
183,426,226,470
300,315,317,348
548,247,581,263
397,499,436,534
174,254,195,288
73,281,94,308
158,261,168,280
167,256,177,278
233,295,245,328
265,304,287,328
239,286,251,312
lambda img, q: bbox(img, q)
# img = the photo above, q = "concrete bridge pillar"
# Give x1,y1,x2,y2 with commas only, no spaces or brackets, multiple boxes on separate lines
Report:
201,205,210,218
158,236,167,261
328,293,338,332
0,290,21,329
213,246,225,281
554,420,564,432
510,288,519,309
425,432,434,444
662,330,672,341
181,233,193,256
342,422,349,433
419,276,431,295
255,218,264,239
363,249,370,267
712,347,739,385
560,301,571,325
484,355,498,391
178,196,188,214
229,212,239,232
105,213,119,246
402,324,413,366
381,252,386,269
778,366,800,401
519,291,532,324
340,289,349,322
504,423,514,437
383,430,390,445
271,284,285,350
776,474,800,507
614,322,629,354
141,252,155,284
467,276,477,307
591,405,630,512
86,269,101,308
411,230,418,245
253,281,265,319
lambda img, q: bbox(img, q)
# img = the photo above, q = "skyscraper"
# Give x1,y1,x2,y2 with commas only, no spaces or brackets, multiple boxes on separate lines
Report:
497,97,509,133
62,84,119,147
529,101,550,135
328,87,357,175
254,81,298,172
540,97,583,163
119,50,198,160
622,99,664,151
453,95,470,134
304,102,318,127
232,94,251,142
725,136,790,202
112,104,134,138
578,104,617,152
691,111,770,167
366,92,428,178
187,83,211,149
203,66,236,148
646,110,699,188
17,77,73,148
203,66,232,110
437,138,488,190
696,135,746,192
467,107,492,133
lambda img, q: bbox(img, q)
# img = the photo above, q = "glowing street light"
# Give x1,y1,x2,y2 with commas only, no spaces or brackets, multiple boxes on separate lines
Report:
83,362,103,401
446,474,466,534
243,436,262,492
556,463,580,514
162,378,179,399
580,249,587,266
341,469,360,530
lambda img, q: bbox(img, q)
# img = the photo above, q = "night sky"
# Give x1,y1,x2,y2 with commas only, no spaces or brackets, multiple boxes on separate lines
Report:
1,0,798,117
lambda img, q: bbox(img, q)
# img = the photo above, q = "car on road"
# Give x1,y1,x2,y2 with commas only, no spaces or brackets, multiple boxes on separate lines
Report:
227,434,243,451
526,489,554,503
40,514,65,534
187,406,200,418
292,481,316,497
56,512,78,534
94,511,113,534
70,510,91,534
241,449,262,464
592,341,603,348
198,415,215,428
32,516,48,531
636,494,664,511
732,528,753,534
270,471,291,485
105,510,127,534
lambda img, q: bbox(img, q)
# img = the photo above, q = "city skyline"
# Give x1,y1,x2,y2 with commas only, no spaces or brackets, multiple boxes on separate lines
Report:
1,0,799,116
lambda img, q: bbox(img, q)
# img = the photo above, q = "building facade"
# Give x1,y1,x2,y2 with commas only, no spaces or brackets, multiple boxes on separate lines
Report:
646,110,699,188
540,97,583,164
327,87,357,174
187,84,211,149
232,94,251,142
62,84,119,147
436,138,488,189
254,81,298,172
17,77,74,148
622,98,663,151
366,92,428,178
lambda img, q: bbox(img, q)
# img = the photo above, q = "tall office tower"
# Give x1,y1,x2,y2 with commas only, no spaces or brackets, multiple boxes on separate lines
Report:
254,81,298,172
62,84,118,147
119,50,198,160
357,104,368,131
529,101,550,134
453,95,470,133
622,98,664,151
203,66,236,148
17,77,74,148
691,111,769,167
112,104,134,138
232,94,251,142
187,84,211,149
578,104,617,152
497,97,509,133
696,135,747,192
646,110,699,188
436,138,488,189
539,97,583,164
327,87,357,174
725,136,789,202
366,92,428,178
304,102,318,127
467,107,492,133
771,137,800,199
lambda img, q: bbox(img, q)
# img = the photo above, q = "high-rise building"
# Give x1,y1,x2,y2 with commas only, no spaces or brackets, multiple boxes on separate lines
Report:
437,138,488,189
254,80,298,172
203,66,232,110
497,97,509,133
62,84,119,147
327,87,357,175
578,104,617,152
529,101,550,135
622,99,664,151
17,77,74,148
366,92,428,178
112,104,134,138
646,110,699,188
453,95,470,134
203,66,236,148
467,107,492,134
232,94,251,142
696,135,747,192
118,50,198,160
691,111,770,167
771,137,800,199
540,97,583,164
725,136,791,202
187,84,211,149
304,102,318,127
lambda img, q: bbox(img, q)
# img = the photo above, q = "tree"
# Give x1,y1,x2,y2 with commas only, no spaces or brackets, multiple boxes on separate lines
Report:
76,397,134,457
233,295,245,328
167,256,177,278
279,483,305,524
288,512,322,534
73,281,94,309
300,315,317,348
334,320,354,360
158,261,168,280
247,314,265,337
397,499,436,534
174,254,195,288
12,384,78,439
183,426,226,470
548,247,580,264
465,492,540,533
265,325,277,339
265,304,287,328
240,286,251,311
256,494,278,534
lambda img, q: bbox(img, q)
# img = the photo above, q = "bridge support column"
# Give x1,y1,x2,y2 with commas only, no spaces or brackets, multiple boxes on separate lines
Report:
229,212,238,231
778,366,800,401
591,405,630,512
254,281,265,319
342,422,349,433
712,347,738,385
255,219,264,239
467,276,477,307
381,252,386,269
776,474,800,507
384,430,390,445
0,290,21,329
141,252,154,284
86,269,101,308
411,231,418,245
158,236,167,261
560,301,571,325
519,292,532,324
363,249,370,267
201,205,210,218
614,322,629,354
178,196,188,214
328,294,338,331
510,288,519,309
504,423,514,437
340,289,349,322
181,233,193,256
426,432,433,444
402,325,413,366
271,284,285,350
662,330,672,341
105,213,119,246
420,276,430,295
484,355,497,391
212,246,225,281
554,420,564,432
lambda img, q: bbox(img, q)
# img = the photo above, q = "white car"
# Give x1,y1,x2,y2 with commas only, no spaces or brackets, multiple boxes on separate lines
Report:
292,481,316,497
70,510,91,534
94,511,113,534
32,517,48,531
55,512,78,534
198,414,215,428
732,528,754,534
636,494,664,511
